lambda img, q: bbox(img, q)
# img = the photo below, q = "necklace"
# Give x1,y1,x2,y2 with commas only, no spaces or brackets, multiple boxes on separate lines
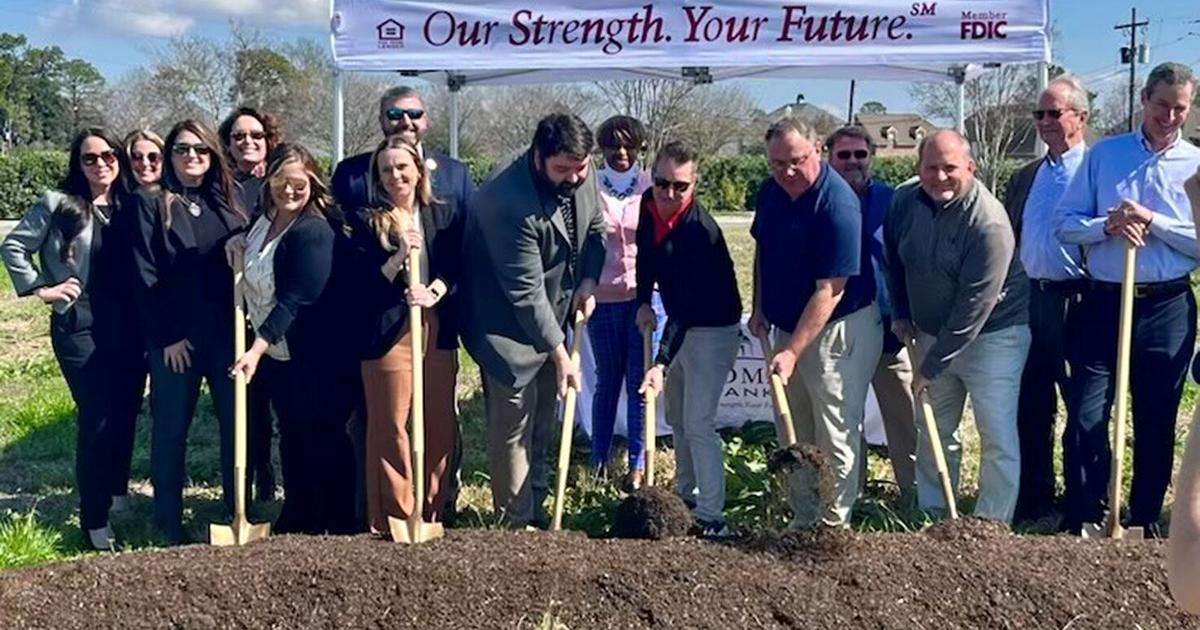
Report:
600,171,638,199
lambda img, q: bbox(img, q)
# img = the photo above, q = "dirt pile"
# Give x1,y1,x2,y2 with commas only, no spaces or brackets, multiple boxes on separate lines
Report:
610,487,693,539
0,529,1191,629
769,443,836,528
926,516,1012,542
746,526,858,562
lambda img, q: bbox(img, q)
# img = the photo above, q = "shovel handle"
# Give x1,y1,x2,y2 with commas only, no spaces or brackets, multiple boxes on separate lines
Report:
756,329,797,448
408,249,427,528
906,339,958,519
231,253,248,521
551,310,587,531
1107,240,1137,537
642,326,656,488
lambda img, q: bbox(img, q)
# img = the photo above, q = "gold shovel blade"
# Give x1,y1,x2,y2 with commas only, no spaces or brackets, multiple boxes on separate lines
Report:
209,520,271,547
388,515,444,544
1081,522,1145,540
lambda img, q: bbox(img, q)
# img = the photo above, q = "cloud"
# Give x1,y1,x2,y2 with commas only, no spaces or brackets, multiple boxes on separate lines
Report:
42,0,326,38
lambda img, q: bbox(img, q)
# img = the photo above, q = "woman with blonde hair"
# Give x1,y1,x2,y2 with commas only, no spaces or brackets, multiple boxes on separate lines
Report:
123,129,164,188
346,136,463,536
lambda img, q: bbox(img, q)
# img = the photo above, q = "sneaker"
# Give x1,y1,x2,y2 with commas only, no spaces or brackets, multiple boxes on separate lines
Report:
696,519,733,539
87,525,115,551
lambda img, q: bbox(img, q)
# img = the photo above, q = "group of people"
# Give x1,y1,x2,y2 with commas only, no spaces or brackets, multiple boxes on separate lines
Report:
4,60,1200,548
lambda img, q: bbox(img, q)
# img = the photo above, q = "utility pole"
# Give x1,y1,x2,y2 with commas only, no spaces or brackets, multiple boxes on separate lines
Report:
847,80,856,125
1113,7,1149,132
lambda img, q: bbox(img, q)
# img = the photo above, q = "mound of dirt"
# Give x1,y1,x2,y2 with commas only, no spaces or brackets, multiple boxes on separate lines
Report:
769,443,836,528
0,530,1191,629
745,526,858,562
925,516,1012,542
610,487,694,540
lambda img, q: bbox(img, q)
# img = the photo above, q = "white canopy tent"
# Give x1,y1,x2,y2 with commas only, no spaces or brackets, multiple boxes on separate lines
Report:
328,0,1051,162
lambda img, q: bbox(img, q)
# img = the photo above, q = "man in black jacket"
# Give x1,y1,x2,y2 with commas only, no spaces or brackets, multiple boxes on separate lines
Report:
636,141,742,537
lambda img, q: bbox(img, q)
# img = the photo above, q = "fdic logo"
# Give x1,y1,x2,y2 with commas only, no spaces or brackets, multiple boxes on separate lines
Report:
378,18,406,48
961,10,1008,40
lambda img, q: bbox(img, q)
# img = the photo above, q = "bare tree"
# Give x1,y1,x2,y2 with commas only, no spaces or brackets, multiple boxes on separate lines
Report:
595,79,756,159
470,84,600,160
146,36,234,127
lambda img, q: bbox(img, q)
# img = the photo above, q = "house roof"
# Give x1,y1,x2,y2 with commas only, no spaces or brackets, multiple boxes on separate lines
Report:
854,113,937,148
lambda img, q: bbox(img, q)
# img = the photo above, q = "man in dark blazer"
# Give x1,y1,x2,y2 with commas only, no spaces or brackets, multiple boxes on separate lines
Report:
1003,76,1090,525
330,84,475,527
460,113,606,527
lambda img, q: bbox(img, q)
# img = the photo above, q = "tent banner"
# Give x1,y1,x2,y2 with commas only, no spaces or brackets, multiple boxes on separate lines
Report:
331,0,1048,71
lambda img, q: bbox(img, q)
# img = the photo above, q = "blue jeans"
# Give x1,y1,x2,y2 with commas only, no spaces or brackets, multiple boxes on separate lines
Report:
916,325,1031,522
586,299,651,471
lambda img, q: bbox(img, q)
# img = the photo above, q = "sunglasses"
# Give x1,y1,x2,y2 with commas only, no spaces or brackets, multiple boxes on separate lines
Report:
82,150,117,167
835,149,870,160
232,130,266,142
385,107,425,121
130,151,161,164
171,143,212,157
654,178,692,193
1032,109,1073,120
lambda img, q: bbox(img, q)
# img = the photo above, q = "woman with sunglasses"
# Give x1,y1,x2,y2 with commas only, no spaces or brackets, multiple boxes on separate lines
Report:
227,144,357,534
219,106,283,504
585,116,656,490
347,136,463,536
128,119,247,544
2,128,144,550
124,129,164,188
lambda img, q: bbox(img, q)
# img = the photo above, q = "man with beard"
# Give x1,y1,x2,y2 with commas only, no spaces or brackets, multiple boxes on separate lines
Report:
1056,62,1200,536
825,125,917,502
330,85,475,527
460,113,606,528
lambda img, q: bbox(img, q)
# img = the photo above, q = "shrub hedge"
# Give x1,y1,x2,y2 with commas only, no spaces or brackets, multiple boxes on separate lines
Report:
0,151,69,220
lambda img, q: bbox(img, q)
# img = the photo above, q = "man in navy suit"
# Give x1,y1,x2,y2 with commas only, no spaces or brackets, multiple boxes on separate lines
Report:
332,85,475,527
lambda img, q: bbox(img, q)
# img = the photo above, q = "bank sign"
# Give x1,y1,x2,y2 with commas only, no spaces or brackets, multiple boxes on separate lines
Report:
332,0,1048,71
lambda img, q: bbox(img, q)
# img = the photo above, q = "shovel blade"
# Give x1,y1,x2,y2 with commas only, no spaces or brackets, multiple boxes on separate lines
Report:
388,515,444,544
1081,522,1146,540
209,519,271,547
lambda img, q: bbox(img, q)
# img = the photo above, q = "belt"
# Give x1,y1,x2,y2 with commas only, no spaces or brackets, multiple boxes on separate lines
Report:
1029,278,1086,293
1088,277,1191,298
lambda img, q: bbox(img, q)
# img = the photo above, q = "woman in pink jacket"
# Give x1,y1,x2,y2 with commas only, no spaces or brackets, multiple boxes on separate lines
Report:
588,116,654,490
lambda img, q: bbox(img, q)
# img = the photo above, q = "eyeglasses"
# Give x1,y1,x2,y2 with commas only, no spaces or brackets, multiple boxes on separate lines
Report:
130,151,161,164
232,130,266,142
270,177,310,194
654,178,692,193
171,143,212,157
82,150,117,167
385,107,425,121
1032,109,1073,120
834,149,870,160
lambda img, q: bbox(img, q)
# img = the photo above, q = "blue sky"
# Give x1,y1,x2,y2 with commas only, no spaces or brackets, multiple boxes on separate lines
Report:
3,0,1198,121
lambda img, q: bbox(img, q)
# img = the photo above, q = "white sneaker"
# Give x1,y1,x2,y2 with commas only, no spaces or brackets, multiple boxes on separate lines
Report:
88,525,115,551
110,495,129,513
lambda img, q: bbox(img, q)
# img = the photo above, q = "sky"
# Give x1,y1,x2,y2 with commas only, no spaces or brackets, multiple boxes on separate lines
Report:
2,0,1199,123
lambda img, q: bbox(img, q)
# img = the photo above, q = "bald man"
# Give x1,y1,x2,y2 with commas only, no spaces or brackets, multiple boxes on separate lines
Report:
883,130,1030,522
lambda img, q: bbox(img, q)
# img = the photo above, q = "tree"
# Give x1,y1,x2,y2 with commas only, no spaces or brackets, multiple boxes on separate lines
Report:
595,79,756,158
859,100,887,115
59,59,106,132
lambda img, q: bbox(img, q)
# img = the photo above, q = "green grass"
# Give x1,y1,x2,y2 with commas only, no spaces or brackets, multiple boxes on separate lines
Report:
1,222,1197,570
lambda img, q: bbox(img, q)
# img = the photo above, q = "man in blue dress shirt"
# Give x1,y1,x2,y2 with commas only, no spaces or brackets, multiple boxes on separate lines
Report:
1055,62,1200,535
1004,76,1090,525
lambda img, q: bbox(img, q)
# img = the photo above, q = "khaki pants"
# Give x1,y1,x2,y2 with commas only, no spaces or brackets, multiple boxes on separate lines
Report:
873,347,917,494
775,303,883,527
482,360,557,527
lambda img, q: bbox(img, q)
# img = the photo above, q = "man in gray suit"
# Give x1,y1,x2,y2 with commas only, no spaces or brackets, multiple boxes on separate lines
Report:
461,113,606,527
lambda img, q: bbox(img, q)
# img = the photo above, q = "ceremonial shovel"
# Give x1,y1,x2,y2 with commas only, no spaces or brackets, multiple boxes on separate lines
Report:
755,330,797,447
211,254,271,546
551,310,587,531
389,249,445,544
641,327,657,487
905,339,958,520
1083,241,1143,540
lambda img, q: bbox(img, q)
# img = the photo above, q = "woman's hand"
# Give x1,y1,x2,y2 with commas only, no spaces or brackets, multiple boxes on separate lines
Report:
229,342,266,383
34,278,81,306
401,226,422,253
224,234,247,269
163,339,194,374
406,284,437,308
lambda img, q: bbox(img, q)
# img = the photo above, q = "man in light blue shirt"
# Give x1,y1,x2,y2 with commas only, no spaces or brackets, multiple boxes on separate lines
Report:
1005,76,1090,525
1054,62,1200,535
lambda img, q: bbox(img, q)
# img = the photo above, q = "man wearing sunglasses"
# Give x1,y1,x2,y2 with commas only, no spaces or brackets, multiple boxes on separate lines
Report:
750,118,883,528
825,126,917,505
330,85,476,527
1002,76,1090,527
1055,62,1200,537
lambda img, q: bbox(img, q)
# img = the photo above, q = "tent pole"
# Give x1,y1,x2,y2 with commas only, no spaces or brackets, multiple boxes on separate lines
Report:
1035,60,1049,157
955,77,966,134
449,87,461,160
333,69,345,164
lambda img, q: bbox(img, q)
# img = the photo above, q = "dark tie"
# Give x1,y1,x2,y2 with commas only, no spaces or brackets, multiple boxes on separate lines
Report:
558,193,578,276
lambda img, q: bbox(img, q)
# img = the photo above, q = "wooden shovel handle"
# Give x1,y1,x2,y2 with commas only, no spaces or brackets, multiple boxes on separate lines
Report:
756,329,797,448
551,310,587,531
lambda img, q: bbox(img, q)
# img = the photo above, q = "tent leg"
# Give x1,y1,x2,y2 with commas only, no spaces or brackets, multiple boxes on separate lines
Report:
955,79,965,134
1035,60,1049,157
333,69,345,164
449,88,461,160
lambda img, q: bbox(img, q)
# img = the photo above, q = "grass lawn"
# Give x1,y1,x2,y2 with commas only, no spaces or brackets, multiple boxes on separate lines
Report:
0,219,1195,569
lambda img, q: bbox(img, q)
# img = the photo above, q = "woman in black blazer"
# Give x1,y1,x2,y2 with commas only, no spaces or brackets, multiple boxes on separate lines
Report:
1,128,143,550
346,136,463,536
128,119,247,544
228,143,356,534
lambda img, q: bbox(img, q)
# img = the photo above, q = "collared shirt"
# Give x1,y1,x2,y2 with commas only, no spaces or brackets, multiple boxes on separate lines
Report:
1021,142,1087,281
752,164,873,332
1055,128,1200,283
860,179,895,318
649,196,689,244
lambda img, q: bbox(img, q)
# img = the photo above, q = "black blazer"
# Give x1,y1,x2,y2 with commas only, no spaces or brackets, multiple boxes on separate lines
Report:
252,212,335,363
331,149,475,349
127,186,247,349
343,200,463,360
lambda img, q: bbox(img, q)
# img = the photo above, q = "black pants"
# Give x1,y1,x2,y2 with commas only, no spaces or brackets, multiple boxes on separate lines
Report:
1014,279,1082,520
1062,282,1196,528
247,373,275,501
51,328,145,531
147,339,235,539
261,354,358,534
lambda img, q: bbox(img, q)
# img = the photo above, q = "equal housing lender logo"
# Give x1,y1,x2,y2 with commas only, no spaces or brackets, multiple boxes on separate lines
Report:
377,18,406,48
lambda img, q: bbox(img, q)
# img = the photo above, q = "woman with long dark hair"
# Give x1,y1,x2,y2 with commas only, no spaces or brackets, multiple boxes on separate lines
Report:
1,128,144,550
347,136,462,536
227,143,357,534
128,119,247,544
